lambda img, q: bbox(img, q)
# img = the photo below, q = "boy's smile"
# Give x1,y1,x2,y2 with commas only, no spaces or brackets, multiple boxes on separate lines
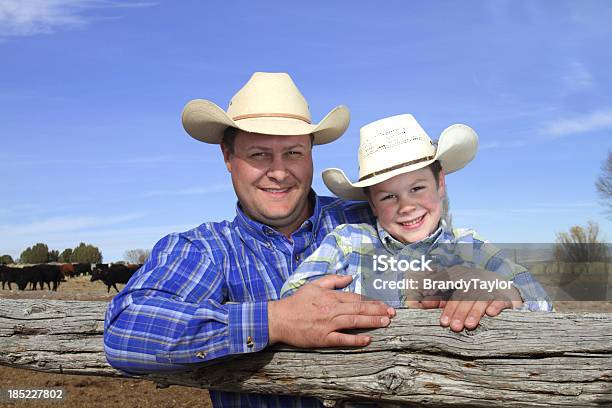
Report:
367,166,446,244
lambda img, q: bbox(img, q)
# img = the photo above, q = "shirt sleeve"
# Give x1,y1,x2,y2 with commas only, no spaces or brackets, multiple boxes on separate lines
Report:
280,228,351,298
473,241,554,312
103,232,268,374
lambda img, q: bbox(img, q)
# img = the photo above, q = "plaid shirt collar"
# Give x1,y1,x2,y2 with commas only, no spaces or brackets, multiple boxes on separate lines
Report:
377,219,452,253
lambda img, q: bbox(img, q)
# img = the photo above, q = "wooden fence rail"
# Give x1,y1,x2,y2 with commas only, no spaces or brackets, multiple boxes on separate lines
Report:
0,299,611,407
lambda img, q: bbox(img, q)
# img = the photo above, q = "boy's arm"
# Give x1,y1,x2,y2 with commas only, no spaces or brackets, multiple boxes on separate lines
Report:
280,228,352,298
476,243,553,312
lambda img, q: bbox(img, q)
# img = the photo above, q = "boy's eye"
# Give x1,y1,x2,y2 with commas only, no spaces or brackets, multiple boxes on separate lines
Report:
380,194,396,201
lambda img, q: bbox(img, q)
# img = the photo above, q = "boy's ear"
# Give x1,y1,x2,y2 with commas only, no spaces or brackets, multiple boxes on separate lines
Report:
437,170,446,196
220,145,232,172
365,189,378,217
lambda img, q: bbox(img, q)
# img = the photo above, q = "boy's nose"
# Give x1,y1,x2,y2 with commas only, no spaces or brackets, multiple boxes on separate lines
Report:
398,197,416,214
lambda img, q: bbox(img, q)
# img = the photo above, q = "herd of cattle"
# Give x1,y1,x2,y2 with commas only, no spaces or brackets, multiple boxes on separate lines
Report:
0,263,143,293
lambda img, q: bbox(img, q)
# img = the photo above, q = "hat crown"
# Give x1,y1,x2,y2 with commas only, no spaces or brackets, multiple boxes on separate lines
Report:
227,72,312,122
358,114,436,178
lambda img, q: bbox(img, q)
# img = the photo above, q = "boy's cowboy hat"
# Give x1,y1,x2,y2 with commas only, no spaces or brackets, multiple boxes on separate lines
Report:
323,114,478,201
182,72,350,145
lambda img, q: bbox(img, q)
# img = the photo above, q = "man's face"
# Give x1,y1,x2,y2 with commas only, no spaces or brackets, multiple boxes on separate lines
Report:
222,131,314,236
367,166,445,244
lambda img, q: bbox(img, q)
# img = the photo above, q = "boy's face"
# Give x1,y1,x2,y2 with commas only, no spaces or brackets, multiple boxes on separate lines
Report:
367,166,445,244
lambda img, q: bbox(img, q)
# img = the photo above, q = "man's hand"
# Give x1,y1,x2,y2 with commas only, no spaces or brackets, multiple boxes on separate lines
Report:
405,266,523,332
268,275,395,348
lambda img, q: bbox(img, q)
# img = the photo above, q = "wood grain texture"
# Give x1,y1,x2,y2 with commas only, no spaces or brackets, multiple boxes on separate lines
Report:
1,299,611,407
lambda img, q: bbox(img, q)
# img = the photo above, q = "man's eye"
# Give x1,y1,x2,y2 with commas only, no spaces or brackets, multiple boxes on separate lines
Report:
251,152,268,159
287,151,303,157
411,186,425,193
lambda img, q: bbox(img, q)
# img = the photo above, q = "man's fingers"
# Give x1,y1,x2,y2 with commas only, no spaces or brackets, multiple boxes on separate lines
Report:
405,300,423,309
332,314,391,331
328,300,394,319
311,274,354,290
325,332,371,347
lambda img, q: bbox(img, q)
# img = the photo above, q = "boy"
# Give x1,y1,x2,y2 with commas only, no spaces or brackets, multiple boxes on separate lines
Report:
281,114,552,331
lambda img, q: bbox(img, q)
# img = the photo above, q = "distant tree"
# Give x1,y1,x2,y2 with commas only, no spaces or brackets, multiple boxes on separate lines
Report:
58,248,73,263
20,243,50,264
124,249,151,264
0,254,14,264
70,242,103,263
48,249,59,262
596,151,612,217
554,221,609,264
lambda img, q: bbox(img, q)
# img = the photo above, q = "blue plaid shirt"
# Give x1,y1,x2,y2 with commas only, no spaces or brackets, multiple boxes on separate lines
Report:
104,192,374,408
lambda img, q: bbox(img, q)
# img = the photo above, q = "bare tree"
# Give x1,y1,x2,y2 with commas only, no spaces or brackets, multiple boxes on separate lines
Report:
124,249,151,264
596,151,612,217
554,221,609,264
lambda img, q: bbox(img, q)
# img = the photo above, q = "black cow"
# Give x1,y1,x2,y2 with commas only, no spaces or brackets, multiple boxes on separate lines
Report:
91,264,139,293
33,264,63,291
74,263,92,277
1,266,33,290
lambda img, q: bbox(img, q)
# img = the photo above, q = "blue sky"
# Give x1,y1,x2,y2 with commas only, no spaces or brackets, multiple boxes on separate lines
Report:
1,0,610,262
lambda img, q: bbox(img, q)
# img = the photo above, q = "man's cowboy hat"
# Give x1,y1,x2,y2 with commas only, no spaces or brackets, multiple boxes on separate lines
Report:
182,72,350,145
323,114,478,201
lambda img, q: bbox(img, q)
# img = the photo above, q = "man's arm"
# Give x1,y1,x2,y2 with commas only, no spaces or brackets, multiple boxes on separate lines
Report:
104,233,269,373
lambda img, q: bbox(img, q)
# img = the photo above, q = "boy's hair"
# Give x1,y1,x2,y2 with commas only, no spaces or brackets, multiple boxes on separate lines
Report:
363,161,443,197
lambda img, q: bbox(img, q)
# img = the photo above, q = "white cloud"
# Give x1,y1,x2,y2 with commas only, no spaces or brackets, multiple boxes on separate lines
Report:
0,0,156,37
0,212,146,236
540,108,612,138
562,61,593,93
140,184,233,198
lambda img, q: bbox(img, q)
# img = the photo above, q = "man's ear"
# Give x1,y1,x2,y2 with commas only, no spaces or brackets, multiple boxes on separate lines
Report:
220,144,232,172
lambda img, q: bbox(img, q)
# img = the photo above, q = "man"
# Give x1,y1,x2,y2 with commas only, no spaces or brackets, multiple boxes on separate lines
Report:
104,72,395,407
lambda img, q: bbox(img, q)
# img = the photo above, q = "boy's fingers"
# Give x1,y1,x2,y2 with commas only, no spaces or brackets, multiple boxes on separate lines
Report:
485,300,512,316
449,300,477,332
464,301,489,330
405,300,423,309
440,300,460,327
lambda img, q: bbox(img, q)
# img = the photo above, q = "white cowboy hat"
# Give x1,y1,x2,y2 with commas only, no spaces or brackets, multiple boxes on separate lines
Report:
182,72,350,145
323,114,478,200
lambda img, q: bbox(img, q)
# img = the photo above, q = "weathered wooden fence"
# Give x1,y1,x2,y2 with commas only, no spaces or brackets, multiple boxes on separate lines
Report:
0,299,611,407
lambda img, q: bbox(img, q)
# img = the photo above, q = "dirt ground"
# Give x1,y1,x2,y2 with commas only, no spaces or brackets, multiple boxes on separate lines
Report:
1,276,611,408
0,276,212,408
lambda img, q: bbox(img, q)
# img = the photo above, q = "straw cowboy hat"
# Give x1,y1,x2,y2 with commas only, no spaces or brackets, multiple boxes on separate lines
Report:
323,114,478,201
182,72,350,145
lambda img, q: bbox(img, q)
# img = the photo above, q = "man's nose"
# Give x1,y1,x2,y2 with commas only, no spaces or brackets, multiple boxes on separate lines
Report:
266,155,289,182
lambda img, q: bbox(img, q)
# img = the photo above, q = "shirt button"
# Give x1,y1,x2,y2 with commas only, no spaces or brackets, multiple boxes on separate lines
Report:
246,336,254,348
294,254,300,262
196,351,207,359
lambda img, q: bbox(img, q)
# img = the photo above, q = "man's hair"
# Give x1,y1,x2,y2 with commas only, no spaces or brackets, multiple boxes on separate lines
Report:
363,161,443,197
222,127,239,154
221,127,315,155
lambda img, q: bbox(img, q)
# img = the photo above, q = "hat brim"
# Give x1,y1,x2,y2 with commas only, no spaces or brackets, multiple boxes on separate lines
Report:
323,124,478,201
182,99,350,145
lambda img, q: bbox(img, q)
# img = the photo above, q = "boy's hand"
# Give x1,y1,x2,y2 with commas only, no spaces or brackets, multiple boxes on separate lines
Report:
405,265,523,331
